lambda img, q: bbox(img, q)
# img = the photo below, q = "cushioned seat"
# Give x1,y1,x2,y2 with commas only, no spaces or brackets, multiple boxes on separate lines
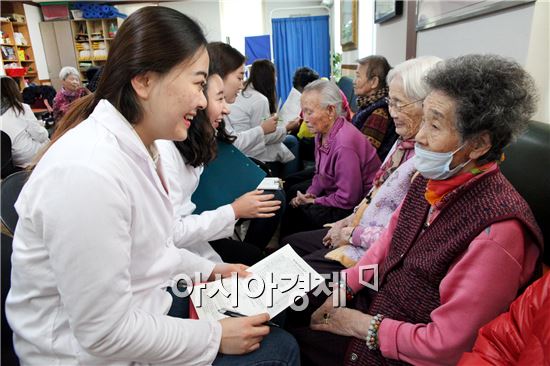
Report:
500,120,549,267
337,76,357,112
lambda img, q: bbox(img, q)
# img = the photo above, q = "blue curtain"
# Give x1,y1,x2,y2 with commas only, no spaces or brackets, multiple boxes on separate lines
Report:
245,35,271,65
272,15,330,104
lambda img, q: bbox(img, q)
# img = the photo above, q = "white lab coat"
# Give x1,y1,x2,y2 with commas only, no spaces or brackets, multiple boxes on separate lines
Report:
157,140,236,263
278,87,302,124
6,100,221,365
226,88,294,163
0,103,49,167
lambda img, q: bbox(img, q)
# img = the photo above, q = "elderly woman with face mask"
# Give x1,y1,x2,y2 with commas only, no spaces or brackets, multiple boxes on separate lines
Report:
282,56,442,274
52,66,90,122
280,79,381,238
290,54,542,366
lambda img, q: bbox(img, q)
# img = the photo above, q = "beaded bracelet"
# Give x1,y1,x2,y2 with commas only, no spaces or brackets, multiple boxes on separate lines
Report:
337,278,355,302
366,314,384,351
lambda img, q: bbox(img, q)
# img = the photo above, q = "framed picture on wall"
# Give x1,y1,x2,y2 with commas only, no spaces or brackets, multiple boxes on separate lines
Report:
416,0,535,31
374,0,403,24
340,0,358,51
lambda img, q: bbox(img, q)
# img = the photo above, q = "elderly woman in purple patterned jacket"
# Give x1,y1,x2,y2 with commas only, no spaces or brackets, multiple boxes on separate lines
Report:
290,54,542,366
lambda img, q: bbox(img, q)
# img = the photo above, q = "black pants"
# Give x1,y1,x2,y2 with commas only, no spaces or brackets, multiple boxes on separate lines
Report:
209,238,265,266
281,228,346,276
280,202,352,239
240,189,285,250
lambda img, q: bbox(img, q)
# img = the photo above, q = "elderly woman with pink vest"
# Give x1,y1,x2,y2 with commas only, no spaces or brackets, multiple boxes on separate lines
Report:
289,54,542,366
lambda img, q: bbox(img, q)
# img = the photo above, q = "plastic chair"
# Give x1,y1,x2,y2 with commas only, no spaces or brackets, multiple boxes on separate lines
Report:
1,131,21,180
0,170,29,366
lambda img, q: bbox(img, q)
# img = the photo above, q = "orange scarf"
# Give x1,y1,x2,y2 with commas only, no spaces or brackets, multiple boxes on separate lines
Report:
425,162,496,205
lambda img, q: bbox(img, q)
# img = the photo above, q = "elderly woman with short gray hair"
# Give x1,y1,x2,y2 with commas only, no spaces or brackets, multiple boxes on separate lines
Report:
291,55,542,366
281,79,381,238
52,66,90,122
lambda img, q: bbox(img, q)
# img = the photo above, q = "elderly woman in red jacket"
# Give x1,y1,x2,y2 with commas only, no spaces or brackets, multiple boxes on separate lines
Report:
289,54,543,366
459,271,550,365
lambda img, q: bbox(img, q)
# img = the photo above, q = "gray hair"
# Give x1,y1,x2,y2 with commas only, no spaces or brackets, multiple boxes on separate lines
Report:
59,66,80,81
426,54,537,163
302,79,344,116
387,56,442,100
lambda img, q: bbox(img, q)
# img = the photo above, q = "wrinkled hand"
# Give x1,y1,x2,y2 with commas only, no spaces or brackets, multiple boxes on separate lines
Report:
261,115,278,135
323,225,354,248
285,117,301,132
310,296,372,338
219,313,270,354
290,191,315,208
209,263,249,281
232,190,281,219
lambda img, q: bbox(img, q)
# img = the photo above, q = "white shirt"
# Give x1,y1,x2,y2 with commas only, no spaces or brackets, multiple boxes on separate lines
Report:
6,100,221,365
226,88,294,163
157,140,236,263
278,87,302,124
0,103,49,167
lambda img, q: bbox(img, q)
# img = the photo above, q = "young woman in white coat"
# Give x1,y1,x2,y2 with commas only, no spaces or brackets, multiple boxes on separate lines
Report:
157,71,281,265
228,59,301,177
0,76,49,169
5,7,299,366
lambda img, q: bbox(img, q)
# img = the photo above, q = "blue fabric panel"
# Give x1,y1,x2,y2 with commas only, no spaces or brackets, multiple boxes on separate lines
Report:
245,35,272,65
272,15,330,103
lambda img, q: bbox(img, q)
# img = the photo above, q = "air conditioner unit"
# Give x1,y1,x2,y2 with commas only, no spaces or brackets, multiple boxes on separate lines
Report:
320,0,334,8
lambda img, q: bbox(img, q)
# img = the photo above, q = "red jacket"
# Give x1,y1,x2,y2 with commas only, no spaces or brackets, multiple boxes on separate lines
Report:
458,272,550,365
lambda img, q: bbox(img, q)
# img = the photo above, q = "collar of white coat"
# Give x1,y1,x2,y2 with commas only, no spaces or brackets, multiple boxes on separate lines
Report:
91,99,169,199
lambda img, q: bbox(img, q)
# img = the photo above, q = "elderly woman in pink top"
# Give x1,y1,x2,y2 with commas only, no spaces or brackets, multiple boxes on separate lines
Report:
289,55,542,366
52,66,90,122
280,79,381,238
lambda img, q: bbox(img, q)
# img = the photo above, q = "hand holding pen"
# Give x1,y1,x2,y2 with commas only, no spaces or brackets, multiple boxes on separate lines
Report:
219,308,280,327
218,311,271,355
260,114,278,135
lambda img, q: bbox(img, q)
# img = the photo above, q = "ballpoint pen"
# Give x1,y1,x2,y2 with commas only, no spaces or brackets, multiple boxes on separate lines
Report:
218,308,280,327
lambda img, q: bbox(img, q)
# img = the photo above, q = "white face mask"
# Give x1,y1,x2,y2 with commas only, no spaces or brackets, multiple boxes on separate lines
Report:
414,143,471,180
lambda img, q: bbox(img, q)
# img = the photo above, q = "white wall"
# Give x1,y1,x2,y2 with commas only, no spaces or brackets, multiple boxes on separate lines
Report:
374,0,407,67
115,1,222,42
164,1,222,42
221,0,263,54
23,4,49,80
416,1,549,123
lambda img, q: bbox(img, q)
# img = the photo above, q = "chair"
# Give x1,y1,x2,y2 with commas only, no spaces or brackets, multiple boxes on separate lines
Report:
1,170,29,366
501,120,550,267
337,76,358,113
1,131,20,180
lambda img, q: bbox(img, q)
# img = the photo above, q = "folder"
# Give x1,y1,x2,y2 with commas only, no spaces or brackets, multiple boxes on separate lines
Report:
191,141,266,214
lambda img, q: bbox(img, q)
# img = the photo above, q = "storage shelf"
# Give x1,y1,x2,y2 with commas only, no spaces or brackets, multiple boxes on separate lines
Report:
20,60,34,62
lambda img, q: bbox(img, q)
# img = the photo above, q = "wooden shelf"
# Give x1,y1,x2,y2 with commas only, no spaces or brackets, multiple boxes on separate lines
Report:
1,43,14,46
16,44,31,48
12,22,27,26
20,60,34,62
2,58,18,62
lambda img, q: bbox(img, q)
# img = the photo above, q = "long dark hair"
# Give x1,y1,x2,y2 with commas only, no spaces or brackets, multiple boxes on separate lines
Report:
1,76,24,115
207,42,245,79
243,59,277,114
45,7,207,153
173,73,236,167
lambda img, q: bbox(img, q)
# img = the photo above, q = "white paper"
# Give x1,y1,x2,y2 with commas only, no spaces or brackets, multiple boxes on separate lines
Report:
190,245,324,320
257,177,282,191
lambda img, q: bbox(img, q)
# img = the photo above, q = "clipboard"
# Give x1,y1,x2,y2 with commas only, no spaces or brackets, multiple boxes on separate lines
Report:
191,142,266,214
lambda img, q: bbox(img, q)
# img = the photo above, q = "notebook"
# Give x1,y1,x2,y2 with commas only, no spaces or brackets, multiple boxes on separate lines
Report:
191,142,266,214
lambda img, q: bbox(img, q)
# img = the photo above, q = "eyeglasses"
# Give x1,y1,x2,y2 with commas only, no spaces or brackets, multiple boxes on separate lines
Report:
385,97,424,112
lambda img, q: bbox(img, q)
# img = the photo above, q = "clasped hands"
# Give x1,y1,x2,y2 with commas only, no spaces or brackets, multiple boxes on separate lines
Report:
290,190,315,207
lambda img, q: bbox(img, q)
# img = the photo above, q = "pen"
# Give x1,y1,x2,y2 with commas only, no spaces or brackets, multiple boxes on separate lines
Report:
218,308,280,327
